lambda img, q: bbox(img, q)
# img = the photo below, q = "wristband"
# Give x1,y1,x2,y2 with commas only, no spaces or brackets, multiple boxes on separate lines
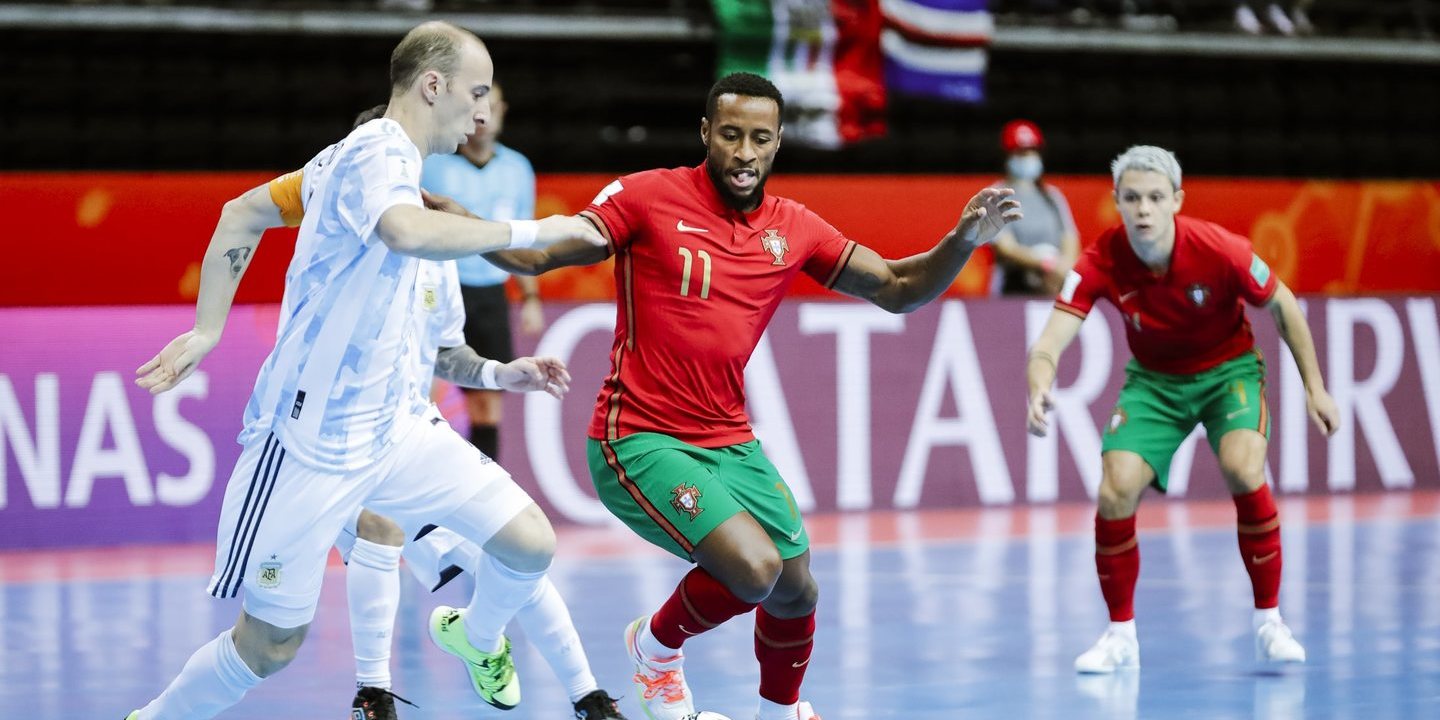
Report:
506,220,539,249
479,359,502,389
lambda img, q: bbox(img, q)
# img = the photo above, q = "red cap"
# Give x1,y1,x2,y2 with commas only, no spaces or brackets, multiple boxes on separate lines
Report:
1001,119,1044,152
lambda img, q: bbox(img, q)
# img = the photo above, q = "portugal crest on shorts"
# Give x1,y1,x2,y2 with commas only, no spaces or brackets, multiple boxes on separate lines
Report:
761,229,789,266
1106,406,1128,435
1187,283,1211,308
670,483,704,520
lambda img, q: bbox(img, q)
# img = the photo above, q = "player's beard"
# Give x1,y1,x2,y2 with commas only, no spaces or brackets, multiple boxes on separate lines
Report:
707,161,769,213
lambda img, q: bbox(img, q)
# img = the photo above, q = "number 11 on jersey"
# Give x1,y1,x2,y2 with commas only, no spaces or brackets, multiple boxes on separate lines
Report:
678,247,712,299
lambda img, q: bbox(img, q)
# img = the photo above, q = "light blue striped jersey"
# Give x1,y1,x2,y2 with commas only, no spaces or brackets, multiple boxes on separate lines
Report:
421,144,535,288
239,118,429,472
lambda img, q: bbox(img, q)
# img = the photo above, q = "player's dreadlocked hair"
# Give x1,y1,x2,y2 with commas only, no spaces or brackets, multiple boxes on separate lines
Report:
706,72,784,122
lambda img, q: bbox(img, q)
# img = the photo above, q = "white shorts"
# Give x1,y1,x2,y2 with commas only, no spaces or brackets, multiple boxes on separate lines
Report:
206,406,532,628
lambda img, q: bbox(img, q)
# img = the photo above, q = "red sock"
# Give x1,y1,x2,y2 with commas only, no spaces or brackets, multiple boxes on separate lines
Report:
1234,485,1282,609
754,607,815,705
1095,513,1140,622
649,567,757,650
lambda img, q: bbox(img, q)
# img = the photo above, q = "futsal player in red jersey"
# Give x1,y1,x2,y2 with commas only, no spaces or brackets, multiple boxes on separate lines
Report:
1026,145,1340,674
474,72,1020,720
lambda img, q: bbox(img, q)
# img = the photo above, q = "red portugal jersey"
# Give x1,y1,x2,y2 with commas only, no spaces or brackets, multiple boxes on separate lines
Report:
1055,215,1278,375
581,164,857,447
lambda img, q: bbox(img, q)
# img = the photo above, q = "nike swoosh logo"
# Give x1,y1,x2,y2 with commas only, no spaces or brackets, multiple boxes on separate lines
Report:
678,624,701,635
787,528,803,542
1119,291,1138,303
676,220,709,233
1252,551,1278,565
791,658,810,668
1227,407,1250,420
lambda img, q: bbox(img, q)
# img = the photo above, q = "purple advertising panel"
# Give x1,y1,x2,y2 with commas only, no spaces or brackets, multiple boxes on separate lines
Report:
3,297,1439,549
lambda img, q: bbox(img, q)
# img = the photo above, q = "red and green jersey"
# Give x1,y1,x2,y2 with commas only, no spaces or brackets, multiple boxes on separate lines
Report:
581,164,857,447
1055,215,1278,375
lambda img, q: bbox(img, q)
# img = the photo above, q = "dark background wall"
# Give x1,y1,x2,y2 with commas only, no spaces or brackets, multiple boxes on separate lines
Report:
2,26,1437,177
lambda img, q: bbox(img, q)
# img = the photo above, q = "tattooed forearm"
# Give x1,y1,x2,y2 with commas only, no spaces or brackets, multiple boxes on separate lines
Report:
434,345,491,388
224,246,253,279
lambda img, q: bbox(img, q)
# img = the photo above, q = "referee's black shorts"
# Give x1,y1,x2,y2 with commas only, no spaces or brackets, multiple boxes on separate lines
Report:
460,283,514,364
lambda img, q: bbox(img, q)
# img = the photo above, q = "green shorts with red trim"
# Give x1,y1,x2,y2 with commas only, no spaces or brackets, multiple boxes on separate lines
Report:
587,432,809,561
1101,350,1271,492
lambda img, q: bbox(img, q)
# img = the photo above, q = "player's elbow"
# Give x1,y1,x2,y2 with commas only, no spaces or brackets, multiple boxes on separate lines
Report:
219,196,272,235
375,207,434,257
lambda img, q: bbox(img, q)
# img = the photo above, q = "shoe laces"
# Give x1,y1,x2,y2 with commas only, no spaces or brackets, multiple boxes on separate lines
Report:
475,648,516,691
1259,620,1295,645
573,689,626,719
1096,629,1135,659
354,687,418,720
634,667,687,703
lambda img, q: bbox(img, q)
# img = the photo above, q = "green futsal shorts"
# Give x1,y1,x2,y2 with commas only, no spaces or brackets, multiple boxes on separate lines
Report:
1101,351,1271,491
587,432,809,561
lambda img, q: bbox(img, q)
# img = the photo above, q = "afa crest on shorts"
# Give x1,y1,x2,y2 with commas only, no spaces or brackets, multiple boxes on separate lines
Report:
761,229,789,266
257,559,283,589
670,483,704,520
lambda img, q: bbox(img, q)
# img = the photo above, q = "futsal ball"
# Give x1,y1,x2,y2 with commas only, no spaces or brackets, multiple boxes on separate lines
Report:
681,713,733,720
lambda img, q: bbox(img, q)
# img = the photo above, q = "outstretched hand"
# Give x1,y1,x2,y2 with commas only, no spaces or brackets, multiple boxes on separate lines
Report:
496,356,572,399
135,330,219,395
1027,389,1055,437
956,187,1023,248
1307,388,1340,437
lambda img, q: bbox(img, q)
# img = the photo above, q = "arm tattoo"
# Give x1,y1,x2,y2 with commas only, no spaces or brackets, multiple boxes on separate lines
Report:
832,266,885,301
224,246,253,279
434,345,491,388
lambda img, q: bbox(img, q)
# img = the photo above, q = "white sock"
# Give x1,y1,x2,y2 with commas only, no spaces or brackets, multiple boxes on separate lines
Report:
465,553,545,654
348,538,402,689
135,629,261,719
757,697,800,720
1108,619,1137,639
636,615,682,662
514,576,599,702
1254,606,1282,630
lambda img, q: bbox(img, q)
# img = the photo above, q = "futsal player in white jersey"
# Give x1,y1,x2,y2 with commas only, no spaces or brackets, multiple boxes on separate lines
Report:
126,22,604,720
256,146,627,719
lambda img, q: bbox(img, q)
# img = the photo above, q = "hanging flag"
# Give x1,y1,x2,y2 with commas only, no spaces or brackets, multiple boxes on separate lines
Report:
712,0,888,148
880,0,992,103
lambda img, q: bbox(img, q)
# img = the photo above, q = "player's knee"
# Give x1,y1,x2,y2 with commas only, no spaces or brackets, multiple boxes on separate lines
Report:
726,546,783,604
1097,473,1141,518
234,616,309,677
486,505,556,573
355,510,405,547
774,575,819,615
1220,463,1265,493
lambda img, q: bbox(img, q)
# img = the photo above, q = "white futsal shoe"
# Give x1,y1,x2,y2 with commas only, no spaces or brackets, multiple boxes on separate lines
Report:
625,616,695,720
1255,619,1307,664
1075,624,1141,674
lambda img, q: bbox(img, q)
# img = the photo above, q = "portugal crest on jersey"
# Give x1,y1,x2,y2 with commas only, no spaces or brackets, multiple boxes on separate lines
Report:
1187,283,1210,308
671,483,704,520
761,229,789,266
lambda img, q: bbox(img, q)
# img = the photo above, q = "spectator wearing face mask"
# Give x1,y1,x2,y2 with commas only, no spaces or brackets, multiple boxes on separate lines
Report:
990,119,1079,296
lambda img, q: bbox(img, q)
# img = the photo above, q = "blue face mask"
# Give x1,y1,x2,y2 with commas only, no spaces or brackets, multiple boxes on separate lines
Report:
1007,155,1043,181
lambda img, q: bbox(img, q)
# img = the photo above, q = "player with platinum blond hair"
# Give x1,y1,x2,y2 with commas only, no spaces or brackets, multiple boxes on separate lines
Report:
1027,145,1339,674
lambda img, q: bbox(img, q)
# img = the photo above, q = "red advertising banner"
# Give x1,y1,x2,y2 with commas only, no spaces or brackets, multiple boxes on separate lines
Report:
3,297,1438,549
3,173,1438,307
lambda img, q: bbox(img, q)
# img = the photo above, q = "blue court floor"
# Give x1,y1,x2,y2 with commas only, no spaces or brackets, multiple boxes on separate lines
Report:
2,492,1437,720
